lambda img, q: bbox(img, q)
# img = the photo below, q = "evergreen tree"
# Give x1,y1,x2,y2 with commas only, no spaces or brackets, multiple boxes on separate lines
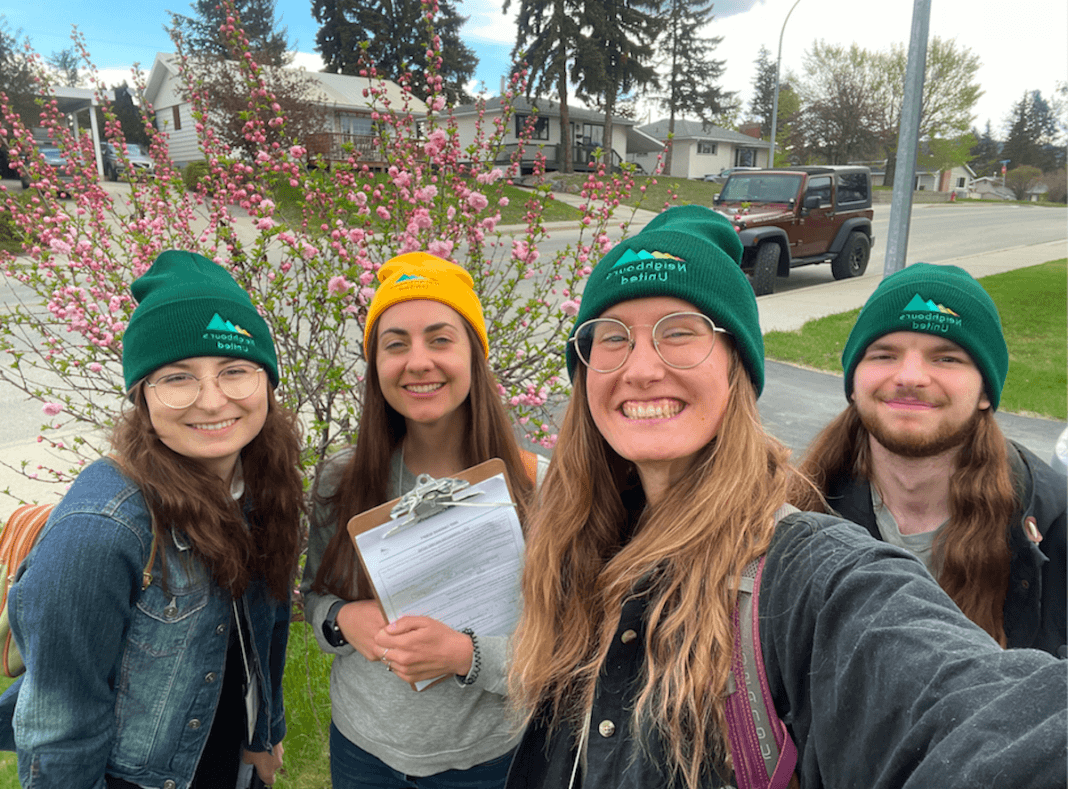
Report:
749,45,776,139
573,0,662,167
172,0,292,65
653,0,729,173
111,84,151,148
313,0,477,105
968,121,1001,177
1002,90,1061,172
506,0,583,172
168,4,327,160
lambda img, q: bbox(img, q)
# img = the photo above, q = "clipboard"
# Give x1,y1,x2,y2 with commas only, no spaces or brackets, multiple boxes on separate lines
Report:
346,458,524,691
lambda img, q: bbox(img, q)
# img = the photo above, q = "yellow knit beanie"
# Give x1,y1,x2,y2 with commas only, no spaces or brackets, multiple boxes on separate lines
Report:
363,253,489,358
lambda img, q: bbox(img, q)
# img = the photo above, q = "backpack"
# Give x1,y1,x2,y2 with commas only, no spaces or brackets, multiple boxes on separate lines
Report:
0,504,55,677
725,505,800,789
0,503,158,678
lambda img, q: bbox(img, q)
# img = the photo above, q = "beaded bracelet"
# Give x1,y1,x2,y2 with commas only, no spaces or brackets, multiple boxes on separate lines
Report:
460,627,481,685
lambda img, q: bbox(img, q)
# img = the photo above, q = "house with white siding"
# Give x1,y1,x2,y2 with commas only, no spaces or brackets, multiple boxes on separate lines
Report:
632,119,771,179
144,53,426,169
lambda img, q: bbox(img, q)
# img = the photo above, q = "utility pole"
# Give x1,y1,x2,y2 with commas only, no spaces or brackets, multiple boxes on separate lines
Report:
883,0,931,276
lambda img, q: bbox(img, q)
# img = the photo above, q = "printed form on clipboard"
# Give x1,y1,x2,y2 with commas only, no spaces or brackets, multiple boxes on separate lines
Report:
347,458,525,691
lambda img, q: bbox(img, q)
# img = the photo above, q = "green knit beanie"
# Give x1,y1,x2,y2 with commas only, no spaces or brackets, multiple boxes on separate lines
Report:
123,250,279,393
841,263,1008,409
567,205,764,394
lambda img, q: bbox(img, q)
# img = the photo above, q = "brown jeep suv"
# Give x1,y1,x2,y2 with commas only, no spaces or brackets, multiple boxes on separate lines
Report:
712,166,874,295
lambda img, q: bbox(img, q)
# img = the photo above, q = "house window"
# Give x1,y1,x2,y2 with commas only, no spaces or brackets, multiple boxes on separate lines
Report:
736,148,755,166
697,142,717,155
957,177,966,188
516,114,550,140
575,122,603,148
171,106,181,131
338,112,373,136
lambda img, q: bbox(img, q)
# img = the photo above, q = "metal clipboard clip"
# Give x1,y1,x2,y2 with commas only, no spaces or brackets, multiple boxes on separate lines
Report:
384,474,513,537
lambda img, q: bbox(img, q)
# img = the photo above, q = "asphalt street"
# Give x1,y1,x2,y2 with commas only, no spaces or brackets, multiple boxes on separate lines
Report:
0,189,1065,514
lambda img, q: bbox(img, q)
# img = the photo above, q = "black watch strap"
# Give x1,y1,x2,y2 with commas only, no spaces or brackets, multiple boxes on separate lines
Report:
322,600,348,647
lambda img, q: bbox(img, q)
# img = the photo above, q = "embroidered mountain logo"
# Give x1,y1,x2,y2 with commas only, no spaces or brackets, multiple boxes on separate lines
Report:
608,249,687,285
396,274,426,283
203,313,255,352
899,293,962,333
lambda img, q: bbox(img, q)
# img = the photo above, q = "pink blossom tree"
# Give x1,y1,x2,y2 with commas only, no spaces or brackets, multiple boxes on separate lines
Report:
0,6,663,500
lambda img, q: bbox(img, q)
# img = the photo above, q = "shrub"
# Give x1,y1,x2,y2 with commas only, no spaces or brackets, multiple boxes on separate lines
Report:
182,159,210,192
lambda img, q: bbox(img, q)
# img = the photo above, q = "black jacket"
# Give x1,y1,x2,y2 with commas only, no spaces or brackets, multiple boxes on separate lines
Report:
506,513,1067,789
824,440,1066,656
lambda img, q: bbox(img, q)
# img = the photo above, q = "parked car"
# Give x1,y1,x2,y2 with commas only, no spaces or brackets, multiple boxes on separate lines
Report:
712,165,875,296
102,141,154,181
19,141,74,196
703,166,761,184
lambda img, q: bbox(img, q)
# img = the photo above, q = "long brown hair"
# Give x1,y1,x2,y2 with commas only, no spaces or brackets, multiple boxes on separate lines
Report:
312,319,535,599
795,403,1015,645
510,349,803,789
111,384,304,601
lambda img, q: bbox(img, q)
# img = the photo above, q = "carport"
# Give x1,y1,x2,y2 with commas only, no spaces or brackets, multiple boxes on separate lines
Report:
49,86,114,179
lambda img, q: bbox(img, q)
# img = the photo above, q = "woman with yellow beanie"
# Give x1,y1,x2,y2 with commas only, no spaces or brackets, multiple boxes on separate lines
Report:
302,253,547,789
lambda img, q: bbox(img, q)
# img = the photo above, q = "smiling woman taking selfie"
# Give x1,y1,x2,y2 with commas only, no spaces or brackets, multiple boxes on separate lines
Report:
303,253,546,789
2,251,303,789
506,206,1065,789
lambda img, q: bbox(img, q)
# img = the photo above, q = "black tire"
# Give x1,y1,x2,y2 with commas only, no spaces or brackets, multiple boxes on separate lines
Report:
750,242,778,296
831,232,871,280
106,163,117,182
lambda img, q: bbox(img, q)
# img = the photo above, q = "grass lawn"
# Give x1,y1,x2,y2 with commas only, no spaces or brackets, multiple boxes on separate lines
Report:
763,259,1068,420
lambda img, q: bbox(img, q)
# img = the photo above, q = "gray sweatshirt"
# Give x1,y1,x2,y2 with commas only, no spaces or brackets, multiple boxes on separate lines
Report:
300,448,547,776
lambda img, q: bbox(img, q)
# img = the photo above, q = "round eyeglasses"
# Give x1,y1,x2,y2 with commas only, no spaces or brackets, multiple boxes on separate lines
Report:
571,312,728,373
144,364,265,410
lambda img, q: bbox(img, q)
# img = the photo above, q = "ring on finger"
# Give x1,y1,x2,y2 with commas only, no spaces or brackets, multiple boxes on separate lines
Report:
385,660,393,672
380,648,390,662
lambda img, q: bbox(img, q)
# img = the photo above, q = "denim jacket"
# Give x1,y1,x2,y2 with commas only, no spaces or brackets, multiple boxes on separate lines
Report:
3,458,290,789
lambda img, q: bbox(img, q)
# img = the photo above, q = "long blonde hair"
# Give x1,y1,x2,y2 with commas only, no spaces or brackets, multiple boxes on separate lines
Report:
510,349,801,788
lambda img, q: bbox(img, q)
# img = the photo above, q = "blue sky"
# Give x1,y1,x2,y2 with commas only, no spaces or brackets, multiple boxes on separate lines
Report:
5,0,1066,133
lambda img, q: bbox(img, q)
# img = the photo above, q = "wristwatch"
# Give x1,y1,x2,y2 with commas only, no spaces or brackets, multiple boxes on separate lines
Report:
322,600,348,648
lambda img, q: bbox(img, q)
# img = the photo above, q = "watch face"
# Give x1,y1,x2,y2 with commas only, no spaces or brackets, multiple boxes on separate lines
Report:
322,617,345,647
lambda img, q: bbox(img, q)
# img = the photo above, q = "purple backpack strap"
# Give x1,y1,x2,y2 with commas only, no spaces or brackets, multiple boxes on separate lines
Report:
725,507,799,789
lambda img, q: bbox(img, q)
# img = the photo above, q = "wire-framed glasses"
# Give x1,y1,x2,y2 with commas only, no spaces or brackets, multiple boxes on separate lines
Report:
571,312,727,373
144,364,264,409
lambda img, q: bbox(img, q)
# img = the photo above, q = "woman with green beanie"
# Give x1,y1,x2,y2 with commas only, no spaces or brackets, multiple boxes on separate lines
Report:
506,205,1065,789
3,250,304,788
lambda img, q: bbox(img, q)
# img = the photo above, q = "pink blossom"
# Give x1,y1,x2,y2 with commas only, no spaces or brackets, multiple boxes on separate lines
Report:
88,362,103,372
49,239,72,255
376,206,391,220
561,299,580,317
328,276,351,296
428,239,454,258
42,402,63,416
255,217,275,230
467,192,489,211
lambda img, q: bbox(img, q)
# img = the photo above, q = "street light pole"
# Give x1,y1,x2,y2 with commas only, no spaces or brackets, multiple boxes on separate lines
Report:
768,0,802,168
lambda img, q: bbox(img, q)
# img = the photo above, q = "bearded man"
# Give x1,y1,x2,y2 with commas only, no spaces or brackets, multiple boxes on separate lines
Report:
797,263,1065,656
